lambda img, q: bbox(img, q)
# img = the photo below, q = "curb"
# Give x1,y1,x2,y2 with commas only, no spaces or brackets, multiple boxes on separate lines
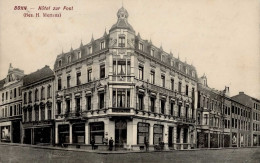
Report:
0,143,259,154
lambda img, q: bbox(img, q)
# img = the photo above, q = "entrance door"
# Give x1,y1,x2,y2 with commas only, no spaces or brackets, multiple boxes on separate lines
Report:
168,127,173,147
115,120,127,148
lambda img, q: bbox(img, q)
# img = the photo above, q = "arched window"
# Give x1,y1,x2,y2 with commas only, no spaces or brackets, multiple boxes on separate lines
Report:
35,89,38,101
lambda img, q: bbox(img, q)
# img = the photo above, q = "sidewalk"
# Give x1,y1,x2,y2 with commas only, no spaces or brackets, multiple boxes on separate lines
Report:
0,142,258,154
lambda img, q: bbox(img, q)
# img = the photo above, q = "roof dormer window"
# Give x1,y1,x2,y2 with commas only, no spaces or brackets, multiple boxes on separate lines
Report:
178,63,182,71
151,49,155,57
77,51,81,59
58,60,62,67
68,56,71,63
192,71,195,77
100,41,105,50
139,43,143,51
89,46,92,54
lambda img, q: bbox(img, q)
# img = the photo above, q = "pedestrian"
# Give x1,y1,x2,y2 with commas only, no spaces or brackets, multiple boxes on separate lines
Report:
91,137,95,150
144,137,149,151
109,137,114,151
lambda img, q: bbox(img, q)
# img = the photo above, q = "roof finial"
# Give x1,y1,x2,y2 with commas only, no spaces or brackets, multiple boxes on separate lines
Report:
70,44,73,52
80,39,83,47
91,33,94,42
103,27,107,37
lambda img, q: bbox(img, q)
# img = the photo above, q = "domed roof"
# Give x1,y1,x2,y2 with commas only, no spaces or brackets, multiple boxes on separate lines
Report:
117,7,129,19
110,7,135,32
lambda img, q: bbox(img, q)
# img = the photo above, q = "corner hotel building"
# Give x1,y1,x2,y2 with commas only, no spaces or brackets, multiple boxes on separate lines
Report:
54,7,198,150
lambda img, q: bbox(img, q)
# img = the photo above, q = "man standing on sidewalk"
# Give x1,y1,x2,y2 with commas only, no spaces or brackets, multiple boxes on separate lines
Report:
144,137,149,151
91,138,95,150
109,137,114,151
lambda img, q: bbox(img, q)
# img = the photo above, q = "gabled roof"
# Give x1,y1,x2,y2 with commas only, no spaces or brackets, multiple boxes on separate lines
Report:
23,65,54,86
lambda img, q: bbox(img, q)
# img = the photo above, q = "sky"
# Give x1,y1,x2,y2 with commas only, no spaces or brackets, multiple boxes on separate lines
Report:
0,0,259,99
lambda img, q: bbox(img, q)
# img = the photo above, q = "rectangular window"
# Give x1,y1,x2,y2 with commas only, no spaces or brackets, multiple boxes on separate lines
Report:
57,102,62,114
161,75,165,87
186,85,189,96
87,96,91,110
138,94,144,110
112,89,130,108
150,71,155,84
67,76,71,88
151,49,154,57
48,108,51,120
170,103,174,115
18,87,21,96
178,82,182,94
35,107,39,121
24,93,27,103
171,79,174,91
138,66,143,80
66,100,71,113
41,107,45,121
119,36,125,47
58,78,62,90
77,72,81,85
6,92,8,100
88,69,92,82
14,88,17,98
139,43,143,51
89,46,92,54
150,97,155,112
100,65,105,79
10,90,12,99
161,100,165,114
100,41,105,50
99,93,104,109
2,93,4,102
29,91,32,103
178,105,181,117
10,106,12,117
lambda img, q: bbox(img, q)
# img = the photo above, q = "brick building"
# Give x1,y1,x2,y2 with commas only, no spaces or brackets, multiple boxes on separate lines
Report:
232,92,260,146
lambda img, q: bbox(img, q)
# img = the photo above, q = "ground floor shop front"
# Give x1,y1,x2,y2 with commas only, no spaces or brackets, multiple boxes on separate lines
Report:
22,121,54,145
54,117,196,150
0,120,21,143
197,129,251,148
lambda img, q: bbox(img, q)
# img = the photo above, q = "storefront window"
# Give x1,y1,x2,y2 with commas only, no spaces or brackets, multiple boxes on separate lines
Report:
153,124,163,145
72,123,85,144
90,122,104,144
1,126,10,141
137,123,149,144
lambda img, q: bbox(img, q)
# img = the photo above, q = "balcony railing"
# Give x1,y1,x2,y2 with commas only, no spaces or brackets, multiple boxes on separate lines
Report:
112,75,131,82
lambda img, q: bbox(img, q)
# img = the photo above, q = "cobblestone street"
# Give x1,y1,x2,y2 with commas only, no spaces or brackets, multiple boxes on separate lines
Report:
0,144,260,163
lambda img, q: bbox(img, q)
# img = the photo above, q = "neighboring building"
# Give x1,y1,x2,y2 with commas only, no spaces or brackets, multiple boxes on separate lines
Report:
196,75,252,148
196,75,225,148
21,66,55,145
232,92,260,146
0,64,24,143
53,7,198,150
229,99,251,147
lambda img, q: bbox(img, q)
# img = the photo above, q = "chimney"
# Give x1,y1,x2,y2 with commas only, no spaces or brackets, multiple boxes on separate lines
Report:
239,92,244,95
